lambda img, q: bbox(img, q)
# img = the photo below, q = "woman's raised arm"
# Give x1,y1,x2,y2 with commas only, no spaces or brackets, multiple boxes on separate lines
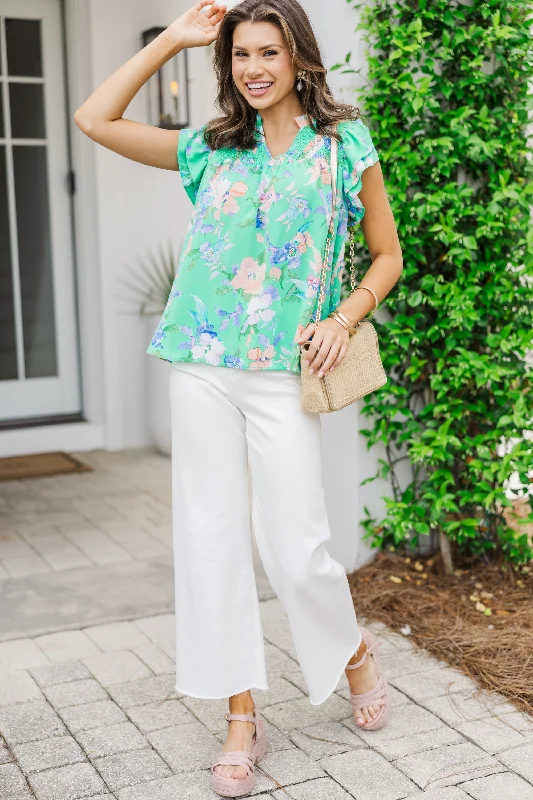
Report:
74,0,226,171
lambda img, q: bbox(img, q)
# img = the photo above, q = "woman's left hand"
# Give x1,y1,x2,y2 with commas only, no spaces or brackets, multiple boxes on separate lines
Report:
296,318,350,377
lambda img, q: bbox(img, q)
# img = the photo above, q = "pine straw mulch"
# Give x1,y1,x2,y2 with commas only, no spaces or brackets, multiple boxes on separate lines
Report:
347,544,533,717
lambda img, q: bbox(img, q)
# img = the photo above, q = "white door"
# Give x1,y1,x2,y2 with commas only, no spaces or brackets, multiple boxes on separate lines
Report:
0,0,80,423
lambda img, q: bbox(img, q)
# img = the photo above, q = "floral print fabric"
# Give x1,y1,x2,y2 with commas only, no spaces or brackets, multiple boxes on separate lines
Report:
147,111,379,372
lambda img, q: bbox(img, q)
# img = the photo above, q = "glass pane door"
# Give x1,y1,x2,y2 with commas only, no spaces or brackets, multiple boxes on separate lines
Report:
0,0,80,423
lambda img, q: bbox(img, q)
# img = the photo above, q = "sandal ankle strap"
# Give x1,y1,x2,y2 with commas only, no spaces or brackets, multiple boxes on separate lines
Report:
345,639,382,670
225,710,259,724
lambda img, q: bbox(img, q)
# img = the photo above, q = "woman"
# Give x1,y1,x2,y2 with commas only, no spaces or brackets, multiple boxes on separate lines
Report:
75,0,403,795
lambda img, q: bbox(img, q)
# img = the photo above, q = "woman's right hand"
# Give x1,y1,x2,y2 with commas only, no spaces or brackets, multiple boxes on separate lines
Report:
166,0,227,51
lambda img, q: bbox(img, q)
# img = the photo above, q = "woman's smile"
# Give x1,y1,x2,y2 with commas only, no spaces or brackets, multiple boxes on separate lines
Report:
245,80,273,97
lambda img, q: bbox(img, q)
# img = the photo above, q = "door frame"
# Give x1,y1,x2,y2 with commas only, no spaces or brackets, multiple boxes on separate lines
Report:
0,0,106,455
63,0,105,432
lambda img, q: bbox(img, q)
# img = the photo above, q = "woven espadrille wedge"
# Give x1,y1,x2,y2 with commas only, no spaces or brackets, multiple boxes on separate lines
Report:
346,626,392,730
211,707,268,798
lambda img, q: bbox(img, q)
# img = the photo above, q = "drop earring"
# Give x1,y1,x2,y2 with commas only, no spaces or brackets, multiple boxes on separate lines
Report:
296,70,304,92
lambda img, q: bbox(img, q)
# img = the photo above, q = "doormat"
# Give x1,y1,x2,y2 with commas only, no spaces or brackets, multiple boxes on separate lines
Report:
0,452,93,481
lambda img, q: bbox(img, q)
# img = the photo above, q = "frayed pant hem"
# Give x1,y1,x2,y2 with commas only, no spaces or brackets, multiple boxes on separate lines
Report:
174,682,270,701
307,628,363,707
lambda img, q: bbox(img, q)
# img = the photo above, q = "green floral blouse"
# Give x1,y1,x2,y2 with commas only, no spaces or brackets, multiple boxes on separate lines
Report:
146,111,379,372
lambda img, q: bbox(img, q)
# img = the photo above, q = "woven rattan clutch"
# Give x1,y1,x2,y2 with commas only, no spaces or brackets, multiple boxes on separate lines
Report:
300,319,387,412
300,123,387,413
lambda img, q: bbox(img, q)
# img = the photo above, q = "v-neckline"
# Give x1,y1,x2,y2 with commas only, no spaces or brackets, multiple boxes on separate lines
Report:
255,112,311,161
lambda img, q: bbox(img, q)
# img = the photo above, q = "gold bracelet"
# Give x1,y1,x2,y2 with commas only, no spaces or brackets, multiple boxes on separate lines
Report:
328,312,357,336
355,285,379,317
334,309,359,333
328,313,351,333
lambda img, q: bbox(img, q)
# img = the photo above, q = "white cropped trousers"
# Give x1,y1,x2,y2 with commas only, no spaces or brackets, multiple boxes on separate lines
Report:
169,360,362,706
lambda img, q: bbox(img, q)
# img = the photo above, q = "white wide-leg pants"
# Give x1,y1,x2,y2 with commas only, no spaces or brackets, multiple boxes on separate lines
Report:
169,360,362,706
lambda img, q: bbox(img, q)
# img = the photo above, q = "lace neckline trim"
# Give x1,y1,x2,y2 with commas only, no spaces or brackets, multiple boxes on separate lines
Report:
254,111,317,161
212,112,322,167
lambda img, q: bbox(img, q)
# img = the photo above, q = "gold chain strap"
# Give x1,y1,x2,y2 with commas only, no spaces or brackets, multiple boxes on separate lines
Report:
314,229,357,328
313,225,333,335
313,125,357,335
349,225,357,292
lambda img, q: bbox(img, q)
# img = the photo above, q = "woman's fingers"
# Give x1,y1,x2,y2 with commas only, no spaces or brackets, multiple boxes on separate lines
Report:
203,5,226,34
298,321,348,374
309,332,349,373
310,341,336,374
297,323,314,343
318,341,343,375
205,2,225,18
212,6,226,24
199,1,225,21
331,340,348,368
303,334,324,370
307,338,330,373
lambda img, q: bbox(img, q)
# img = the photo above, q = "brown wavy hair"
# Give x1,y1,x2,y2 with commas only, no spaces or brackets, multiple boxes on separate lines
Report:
203,0,361,151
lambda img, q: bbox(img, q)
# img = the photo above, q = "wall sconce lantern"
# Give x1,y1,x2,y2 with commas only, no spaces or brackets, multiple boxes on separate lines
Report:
141,27,190,129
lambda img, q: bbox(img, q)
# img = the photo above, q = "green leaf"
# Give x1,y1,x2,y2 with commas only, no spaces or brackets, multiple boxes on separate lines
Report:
407,290,423,307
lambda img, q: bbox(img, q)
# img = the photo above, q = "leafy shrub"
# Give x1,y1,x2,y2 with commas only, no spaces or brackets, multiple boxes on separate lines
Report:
333,0,533,566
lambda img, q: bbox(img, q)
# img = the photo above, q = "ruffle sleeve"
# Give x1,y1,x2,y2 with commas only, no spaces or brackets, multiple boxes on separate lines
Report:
177,124,211,205
338,118,379,225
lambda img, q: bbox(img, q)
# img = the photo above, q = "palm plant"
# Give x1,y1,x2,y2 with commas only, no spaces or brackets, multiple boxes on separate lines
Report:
117,240,181,317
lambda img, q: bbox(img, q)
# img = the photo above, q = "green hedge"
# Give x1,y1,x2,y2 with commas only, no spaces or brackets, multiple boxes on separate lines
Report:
333,0,533,567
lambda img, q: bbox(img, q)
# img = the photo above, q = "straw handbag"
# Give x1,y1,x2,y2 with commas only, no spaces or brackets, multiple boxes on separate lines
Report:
300,124,387,412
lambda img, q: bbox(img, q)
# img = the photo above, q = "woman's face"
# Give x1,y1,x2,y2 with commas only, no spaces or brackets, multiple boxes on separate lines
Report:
231,21,296,110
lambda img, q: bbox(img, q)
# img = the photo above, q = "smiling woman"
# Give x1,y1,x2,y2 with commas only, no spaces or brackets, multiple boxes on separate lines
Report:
72,0,402,796
204,1,365,153
234,44,276,96
232,33,291,108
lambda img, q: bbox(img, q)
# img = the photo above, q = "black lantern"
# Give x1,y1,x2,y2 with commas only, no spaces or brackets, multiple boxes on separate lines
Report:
141,27,190,130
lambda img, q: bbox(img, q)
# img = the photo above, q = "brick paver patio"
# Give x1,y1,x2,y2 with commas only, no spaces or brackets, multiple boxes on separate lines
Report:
0,448,532,799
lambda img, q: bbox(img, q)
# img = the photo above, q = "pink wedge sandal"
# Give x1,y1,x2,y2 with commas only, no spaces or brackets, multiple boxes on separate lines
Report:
346,626,392,730
211,707,268,798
